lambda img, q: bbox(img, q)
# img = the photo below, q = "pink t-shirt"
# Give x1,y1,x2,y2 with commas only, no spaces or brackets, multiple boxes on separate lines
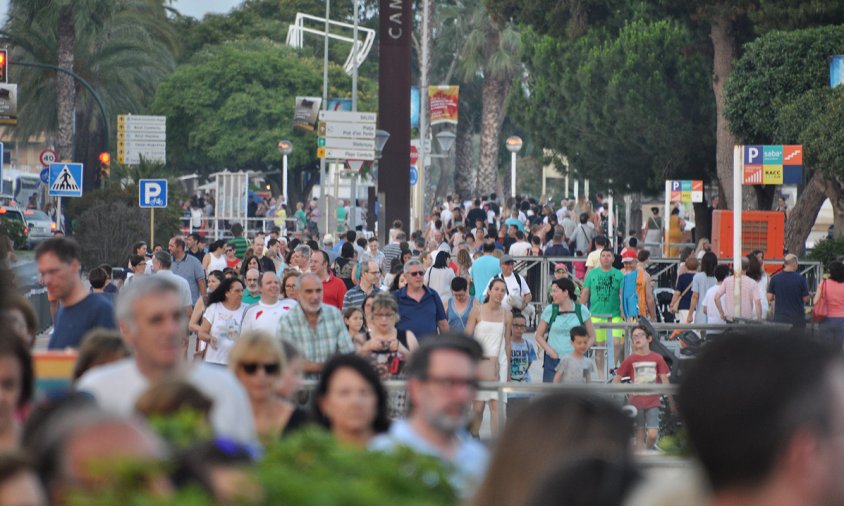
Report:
821,280,844,317
715,275,759,320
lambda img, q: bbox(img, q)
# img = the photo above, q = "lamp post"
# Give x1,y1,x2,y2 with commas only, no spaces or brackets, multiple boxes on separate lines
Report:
505,136,523,198
277,140,293,206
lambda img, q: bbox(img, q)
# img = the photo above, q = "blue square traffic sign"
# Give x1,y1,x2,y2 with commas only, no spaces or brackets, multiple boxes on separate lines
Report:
48,163,84,197
139,179,168,208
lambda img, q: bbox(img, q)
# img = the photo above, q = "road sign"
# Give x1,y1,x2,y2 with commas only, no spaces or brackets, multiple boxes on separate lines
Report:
39,149,58,167
318,137,376,150
667,180,703,203
743,144,801,186
319,122,376,139
139,179,168,208
347,160,365,173
318,148,375,161
410,146,419,165
48,163,83,197
410,165,418,186
39,168,49,185
318,111,377,123
117,114,166,164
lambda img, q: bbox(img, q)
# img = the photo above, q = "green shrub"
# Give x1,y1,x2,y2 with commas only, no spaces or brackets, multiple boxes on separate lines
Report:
0,219,26,250
807,237,844,272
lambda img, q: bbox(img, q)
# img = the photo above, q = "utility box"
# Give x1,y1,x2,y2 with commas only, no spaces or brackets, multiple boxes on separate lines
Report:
711,210,786,262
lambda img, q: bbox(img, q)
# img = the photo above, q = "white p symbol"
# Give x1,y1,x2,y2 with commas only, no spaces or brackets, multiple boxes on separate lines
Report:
749,147,759,161
145,183,161,204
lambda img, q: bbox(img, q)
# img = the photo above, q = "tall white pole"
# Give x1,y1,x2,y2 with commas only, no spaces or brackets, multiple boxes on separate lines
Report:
417,0,430,233
585,179,590,200
608,191,614,248
320,0,330,238
282,154,288,206
733,145,743,318
349,0,359,232
574,180,579,201
663,180,671,258
565,174,569,199
510,151,517,198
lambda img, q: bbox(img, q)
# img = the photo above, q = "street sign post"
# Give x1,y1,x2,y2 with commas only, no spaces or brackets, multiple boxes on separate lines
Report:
49,162,84,234
139,179,168,249
117,115,166,164
316,111,376,161
410,166,418,186
39,149,58,167
39,168,49,185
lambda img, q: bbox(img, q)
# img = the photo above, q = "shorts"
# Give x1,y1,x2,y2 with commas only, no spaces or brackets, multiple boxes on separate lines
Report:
635,407,660,429
591,316,624,343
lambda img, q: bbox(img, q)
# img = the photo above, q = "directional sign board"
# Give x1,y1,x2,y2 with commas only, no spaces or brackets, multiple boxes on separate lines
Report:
316,111,376,160
139,179,168,208
667,180,703,203
742,145,802,185
48,163,83,197
117,115,166,164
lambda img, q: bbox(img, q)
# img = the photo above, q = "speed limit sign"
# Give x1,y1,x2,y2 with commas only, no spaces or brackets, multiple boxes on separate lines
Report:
39,149,58,167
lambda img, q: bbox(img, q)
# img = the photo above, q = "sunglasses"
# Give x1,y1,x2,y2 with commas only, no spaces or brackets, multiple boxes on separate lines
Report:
407,271,425,277
240,362,280,375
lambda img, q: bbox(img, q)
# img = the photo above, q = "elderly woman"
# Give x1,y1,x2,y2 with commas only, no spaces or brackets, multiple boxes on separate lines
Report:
229,331,308,442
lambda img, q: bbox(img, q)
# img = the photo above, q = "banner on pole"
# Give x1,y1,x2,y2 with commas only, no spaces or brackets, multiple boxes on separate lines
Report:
667,180,703,203
293,96,322,132
428,85,459,125
742,145,802,185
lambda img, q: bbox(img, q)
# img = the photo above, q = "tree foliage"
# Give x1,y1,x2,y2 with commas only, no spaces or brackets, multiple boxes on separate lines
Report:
516,17,715,193
150,40,375,176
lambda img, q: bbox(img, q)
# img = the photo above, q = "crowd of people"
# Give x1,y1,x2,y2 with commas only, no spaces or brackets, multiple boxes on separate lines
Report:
1,190,843,505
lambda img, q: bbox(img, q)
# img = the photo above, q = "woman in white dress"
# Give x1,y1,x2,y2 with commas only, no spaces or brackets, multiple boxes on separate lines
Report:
465,277,512,437
198,277,247,365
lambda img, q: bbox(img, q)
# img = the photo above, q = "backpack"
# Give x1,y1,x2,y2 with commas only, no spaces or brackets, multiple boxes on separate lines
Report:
547,303,585,328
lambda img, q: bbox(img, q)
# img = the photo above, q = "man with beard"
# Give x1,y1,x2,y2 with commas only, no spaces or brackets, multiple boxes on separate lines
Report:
371,333,488,498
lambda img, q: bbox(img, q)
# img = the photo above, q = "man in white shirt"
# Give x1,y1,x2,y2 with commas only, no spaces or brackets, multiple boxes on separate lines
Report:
241,271,291,334
508,233,531,257
77,276,257,446
496,255,532,312
440,203,453,229
151,251,193,319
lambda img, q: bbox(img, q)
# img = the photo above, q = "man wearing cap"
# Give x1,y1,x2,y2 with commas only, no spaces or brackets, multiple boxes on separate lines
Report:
493,255,531,312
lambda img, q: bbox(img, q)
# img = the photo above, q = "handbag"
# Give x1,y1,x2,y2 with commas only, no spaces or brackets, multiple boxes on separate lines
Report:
670,282,693,314
812,280,829,323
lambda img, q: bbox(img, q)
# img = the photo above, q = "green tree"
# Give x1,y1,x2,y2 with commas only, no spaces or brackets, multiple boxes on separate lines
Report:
725,25,844,252
150,40,375,205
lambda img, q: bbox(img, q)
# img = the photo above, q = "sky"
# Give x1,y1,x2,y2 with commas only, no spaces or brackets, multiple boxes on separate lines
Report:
0,0,245,22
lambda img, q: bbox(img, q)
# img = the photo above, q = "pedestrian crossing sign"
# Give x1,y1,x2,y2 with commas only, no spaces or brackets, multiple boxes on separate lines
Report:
48,163,83,197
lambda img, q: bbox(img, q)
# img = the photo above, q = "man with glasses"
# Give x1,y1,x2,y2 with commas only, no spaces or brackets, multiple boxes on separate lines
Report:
395,259,449,342
343,260,382,309
77,275,256,445
370,333,488,498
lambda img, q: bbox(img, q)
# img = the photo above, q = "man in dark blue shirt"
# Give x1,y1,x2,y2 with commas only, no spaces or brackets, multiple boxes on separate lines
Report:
37,238,117,349
395,259,448,342
767,254,810,328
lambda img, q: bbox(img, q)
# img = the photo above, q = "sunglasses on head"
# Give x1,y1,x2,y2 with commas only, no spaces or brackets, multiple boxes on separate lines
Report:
240,362,280,375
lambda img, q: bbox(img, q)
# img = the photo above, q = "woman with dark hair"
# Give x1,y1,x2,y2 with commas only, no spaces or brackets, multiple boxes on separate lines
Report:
239,254,261,277
224,243,241,270
535,277,597,383
198,277,246,365
190,270,226,335
334,242,357,289
424,250,456,302
314,354,389,447
746,250,769,318
465,277,511,437
203,240,228,276
816,261,844,348
687,251,718,324
0,333,34,450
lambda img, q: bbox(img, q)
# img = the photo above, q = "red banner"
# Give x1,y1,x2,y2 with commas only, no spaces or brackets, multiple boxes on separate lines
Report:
428,85,459,125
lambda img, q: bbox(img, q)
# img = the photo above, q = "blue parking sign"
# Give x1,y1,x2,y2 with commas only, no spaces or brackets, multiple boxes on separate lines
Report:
139,179,167,208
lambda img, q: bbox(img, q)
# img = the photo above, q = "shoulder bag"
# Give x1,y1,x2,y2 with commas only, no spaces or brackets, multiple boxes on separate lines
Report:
812,280,829,323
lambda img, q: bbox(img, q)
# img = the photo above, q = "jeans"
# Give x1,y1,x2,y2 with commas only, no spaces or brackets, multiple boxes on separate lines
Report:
543,353,560,383
821,317,844,350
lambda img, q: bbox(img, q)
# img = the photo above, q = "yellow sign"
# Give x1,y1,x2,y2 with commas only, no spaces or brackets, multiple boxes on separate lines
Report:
763,165,783,185
317,147,326,158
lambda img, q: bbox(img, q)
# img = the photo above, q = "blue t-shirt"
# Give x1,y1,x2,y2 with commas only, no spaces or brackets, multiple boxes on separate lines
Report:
395,286,447,342
509,339,537,383
767,271,809,325
675,273,695,310
541,304,591,358
50,294,117,349
469,255,502,301
504,217,525,232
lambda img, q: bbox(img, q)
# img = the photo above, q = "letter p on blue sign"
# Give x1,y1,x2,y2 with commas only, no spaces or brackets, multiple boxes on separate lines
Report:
139,179,168,208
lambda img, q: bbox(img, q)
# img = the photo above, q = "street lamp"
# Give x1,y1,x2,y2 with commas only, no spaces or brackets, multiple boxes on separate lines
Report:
505,136,523,198
435,131,456,153
373,130,391,240
277,140,293,206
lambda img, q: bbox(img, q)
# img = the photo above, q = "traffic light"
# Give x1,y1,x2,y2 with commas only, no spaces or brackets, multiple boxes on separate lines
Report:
98,151,111,179
0,49,7,83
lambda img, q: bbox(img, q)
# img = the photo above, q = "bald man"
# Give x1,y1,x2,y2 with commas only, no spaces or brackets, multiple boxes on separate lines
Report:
767,254,810,328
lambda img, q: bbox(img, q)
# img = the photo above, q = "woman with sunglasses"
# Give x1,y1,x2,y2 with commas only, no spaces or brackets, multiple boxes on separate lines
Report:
229,332,307,442
465,277,511,437
224,244,241,271
314,354,390,448
198,277,247,365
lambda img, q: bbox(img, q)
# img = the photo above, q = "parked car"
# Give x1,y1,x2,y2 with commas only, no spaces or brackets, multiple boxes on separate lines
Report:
22,209,55,247
0,206,29,249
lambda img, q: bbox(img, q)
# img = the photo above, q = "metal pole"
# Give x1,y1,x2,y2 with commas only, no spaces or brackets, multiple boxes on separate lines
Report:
150,208,155,250
349,0,359,232
510,151,517,198
574,180,579,201
733,145,743,318
320,0,331,238
663,180,670,258
565,173,569,199
417,0,430,232
608,190,614,249
585,179,590,200
282,154,288,207
56,198,62,233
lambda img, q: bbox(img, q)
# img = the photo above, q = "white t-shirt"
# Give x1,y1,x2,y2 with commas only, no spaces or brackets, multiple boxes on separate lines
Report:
241,300,294,335
77,358,256,445
509,241,531,257
482,273,530,311
157,270,193,308
202,302,247,365
703,284,726,327
440,208,453,227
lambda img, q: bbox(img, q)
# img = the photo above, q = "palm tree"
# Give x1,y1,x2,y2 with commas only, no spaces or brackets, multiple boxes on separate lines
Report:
1,0,178,187
458,6,521,197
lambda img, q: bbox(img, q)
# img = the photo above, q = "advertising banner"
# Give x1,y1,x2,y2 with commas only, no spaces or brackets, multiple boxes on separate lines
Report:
428,85,459,125
293,96,322,132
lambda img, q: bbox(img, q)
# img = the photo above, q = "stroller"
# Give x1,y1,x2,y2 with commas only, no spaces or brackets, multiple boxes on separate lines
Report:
653,288,676,324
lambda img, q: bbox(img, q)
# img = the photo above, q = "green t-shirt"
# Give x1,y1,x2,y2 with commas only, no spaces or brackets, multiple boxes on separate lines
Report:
583,267,623,317
228,236,248,260
295,210,307,230
336,206,348,232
